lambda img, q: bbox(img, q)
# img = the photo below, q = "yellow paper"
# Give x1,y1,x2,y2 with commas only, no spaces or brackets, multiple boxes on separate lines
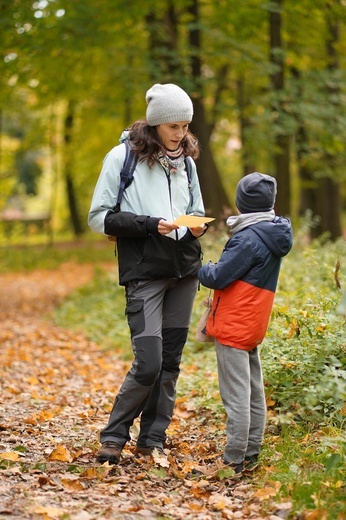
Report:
173,215,215,227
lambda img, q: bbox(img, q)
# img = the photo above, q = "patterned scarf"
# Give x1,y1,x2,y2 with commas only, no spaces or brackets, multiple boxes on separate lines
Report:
157,145,185,172
226,210,275,236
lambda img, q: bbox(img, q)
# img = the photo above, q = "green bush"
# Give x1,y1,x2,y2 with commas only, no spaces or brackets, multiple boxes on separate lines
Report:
261,237,346,427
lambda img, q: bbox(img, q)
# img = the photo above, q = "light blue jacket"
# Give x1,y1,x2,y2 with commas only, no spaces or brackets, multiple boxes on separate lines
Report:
88,141,205,285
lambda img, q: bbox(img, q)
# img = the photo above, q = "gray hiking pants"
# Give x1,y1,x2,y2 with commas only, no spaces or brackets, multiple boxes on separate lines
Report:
215,341,266,464
100,277,199,448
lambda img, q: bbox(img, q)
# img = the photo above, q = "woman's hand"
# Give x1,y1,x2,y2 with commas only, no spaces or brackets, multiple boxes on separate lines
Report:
189,224,207,238
158,219,179,236
158,219,207,237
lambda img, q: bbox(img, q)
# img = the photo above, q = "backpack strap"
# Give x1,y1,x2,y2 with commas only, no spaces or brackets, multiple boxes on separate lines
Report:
114,140,138,213
114,145,193,214
184,156,194,210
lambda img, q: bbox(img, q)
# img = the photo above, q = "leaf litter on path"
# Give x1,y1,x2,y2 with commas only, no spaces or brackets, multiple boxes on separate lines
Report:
0,263,290,519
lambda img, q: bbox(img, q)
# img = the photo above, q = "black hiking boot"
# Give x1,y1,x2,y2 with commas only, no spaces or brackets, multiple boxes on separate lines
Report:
96,441,123,464
135,446,165,456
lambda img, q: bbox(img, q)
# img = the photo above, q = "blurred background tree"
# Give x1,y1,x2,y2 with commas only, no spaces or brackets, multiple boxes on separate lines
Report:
0,0,345,240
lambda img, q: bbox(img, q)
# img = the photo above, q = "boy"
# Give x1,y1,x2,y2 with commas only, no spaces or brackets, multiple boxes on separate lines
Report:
198,172,293,473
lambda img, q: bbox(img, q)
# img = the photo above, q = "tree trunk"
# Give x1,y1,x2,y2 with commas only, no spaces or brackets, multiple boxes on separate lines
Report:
63,100,84,236
146,0,231,218
146,3,179,79
308,1,342,240
310,177,341,240
190,98,231,216
236,78,256,175
269,0,291,216
290,67,315,217
0,109,2,173
187,0,231,217
314,1,342,240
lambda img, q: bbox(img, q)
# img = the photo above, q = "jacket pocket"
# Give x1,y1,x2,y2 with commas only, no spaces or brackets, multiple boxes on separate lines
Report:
125,298,145,338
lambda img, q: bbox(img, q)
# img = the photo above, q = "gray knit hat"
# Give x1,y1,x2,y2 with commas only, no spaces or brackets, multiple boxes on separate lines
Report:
236,172,277,213
145,83,194,126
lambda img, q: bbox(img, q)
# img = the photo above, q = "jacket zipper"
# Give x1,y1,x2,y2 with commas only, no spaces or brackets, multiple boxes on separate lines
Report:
212,296,220,325
162,165,181,277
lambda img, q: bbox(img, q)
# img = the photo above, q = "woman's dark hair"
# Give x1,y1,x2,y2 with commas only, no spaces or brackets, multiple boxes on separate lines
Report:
128,120,200,168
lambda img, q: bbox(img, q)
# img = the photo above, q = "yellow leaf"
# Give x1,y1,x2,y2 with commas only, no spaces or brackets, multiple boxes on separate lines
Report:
37,410,56,423
25,414,39,425
266,395,276,407
135,472,147,481
305,509,328,520
60,478,85,491
81,467,98,479
212,499,226,510
188,503,204,512
287,318,300,338
253,486,276,499
316,324,326,332
34,505,65,518
26,376,40,385
80,466,110,480
253,481,281,499
5,386,20,395
0,451,19,461
47,445,73,462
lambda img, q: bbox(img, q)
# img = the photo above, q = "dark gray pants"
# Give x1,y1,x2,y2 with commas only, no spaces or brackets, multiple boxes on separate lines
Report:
100,277,199,448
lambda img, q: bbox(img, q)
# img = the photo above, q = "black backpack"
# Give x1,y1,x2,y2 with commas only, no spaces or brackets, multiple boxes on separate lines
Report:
114,140,194,213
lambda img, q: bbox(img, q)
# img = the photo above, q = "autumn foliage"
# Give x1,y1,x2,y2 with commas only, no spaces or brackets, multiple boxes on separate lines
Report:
0,235,345,519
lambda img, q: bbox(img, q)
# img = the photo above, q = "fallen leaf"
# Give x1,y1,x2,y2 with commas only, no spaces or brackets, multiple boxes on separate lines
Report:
253,481,281,499
0,451,19,461
60,477,85,491
34,504,65,518
305,509,328,520
152,448,170,468
47,445,73,462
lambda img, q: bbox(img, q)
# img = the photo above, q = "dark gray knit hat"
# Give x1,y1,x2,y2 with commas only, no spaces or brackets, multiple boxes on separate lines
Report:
236,172,277,213
146,83,194,126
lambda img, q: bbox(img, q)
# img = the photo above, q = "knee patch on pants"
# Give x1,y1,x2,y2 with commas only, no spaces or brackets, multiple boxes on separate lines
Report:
132,336,162,386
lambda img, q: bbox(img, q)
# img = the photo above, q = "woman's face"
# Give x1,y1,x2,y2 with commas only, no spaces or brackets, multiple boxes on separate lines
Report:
156,121,189,151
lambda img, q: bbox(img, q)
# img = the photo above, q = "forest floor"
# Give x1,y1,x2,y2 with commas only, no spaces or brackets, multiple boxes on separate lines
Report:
0,264,292,520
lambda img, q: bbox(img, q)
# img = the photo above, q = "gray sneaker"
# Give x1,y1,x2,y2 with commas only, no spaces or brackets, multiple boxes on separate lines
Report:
96,441,123,464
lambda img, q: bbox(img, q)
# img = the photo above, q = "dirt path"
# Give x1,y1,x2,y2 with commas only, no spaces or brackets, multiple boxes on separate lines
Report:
0,265,277,520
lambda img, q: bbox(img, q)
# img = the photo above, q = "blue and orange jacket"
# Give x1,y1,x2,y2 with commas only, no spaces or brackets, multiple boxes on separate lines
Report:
198,217,293,351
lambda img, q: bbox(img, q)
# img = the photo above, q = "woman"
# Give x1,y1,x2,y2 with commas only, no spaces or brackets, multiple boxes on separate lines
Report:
88,83,207,464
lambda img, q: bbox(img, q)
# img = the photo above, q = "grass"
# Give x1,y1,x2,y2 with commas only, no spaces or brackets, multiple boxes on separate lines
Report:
257,424,346,518
2,230,346,519
0,235,115,273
